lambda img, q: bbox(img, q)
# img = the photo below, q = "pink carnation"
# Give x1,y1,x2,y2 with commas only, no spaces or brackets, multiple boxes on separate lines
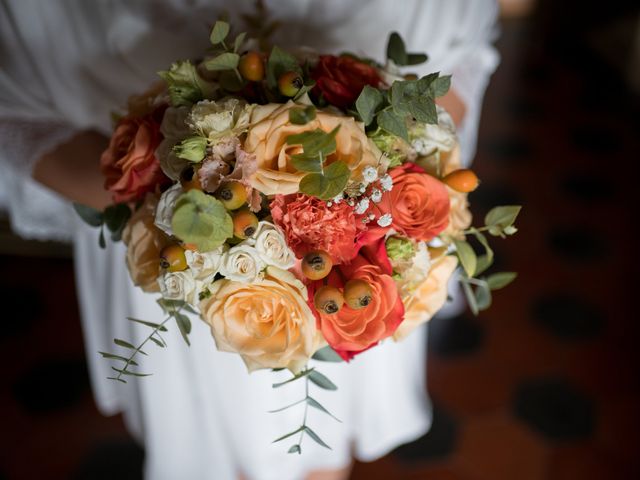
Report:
270,194,363,264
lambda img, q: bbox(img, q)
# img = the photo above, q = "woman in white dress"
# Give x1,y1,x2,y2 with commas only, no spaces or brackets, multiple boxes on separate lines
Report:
0,1,499,479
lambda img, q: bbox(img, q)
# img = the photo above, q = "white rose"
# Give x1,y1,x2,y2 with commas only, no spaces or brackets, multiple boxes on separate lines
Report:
185,245,226,282
188,98,253,140
219,244,265,283
154,184,183,236
158,270,199,305
246,222,296,269
410,106,457,156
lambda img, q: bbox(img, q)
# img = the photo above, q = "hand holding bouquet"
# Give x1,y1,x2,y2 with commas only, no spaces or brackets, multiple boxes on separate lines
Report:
76,19,521,452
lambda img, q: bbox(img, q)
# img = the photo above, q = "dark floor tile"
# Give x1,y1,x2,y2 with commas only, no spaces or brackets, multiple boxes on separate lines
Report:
532,293,604,340
71,439,144,480
560,173,616,202
481,136,533,165
548,227,608,262
514,378,595,441
0,286,43,339
428,312,485,358
570,125,621,155
392,404,458,463
13,358,90,413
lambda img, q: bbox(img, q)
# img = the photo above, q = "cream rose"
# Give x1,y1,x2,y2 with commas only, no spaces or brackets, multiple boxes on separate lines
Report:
219,244,265,283
158,270,199,305
154,183,183,236
122,194,169,293
246,221,296,269
244,101,381,195
185,245,226,282
200,267,318,373
393,255,458,341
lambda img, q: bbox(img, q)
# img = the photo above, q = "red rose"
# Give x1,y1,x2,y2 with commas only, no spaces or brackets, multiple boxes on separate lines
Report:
100,109,168,203
311,55,382,109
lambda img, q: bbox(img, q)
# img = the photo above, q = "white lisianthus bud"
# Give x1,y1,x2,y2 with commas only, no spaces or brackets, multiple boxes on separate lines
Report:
154,184,183,236
158,270,199,305
185,245,226,282
219,244,265,283
247,222,296,269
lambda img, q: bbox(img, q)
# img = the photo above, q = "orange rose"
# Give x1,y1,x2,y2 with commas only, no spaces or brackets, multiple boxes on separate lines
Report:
309,240,404,359
100,109,168,203
379,163,450,241
122,194,169,292
244,101,380,195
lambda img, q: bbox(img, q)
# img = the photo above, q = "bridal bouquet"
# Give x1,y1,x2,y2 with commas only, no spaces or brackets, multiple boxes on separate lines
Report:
76,18,520,452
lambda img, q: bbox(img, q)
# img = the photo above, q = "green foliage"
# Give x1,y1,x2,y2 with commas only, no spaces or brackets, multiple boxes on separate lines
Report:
355,85,385,126
288,105,317,125
171,190,233,251
270,366,339,453
286,126,339,172
453,239,477,277
299,160,350,200
158,60,204,107
266,46,301,90
487,272,518,290
204,52,240,71
233,32,247,53
73,202,131,247
311,345,343,362
209,20,230,45
173,136,207,162
73,203,103,227
484,205,521,237
376,108,409,142
386,32,428,66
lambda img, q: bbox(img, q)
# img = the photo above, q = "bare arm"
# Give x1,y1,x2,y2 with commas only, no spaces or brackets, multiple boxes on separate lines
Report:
32,130,113,211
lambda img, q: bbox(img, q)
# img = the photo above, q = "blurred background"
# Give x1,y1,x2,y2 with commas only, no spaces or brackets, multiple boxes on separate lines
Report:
1,0,639,478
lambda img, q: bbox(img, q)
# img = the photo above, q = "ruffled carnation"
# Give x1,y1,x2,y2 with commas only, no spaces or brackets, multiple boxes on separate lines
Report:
270,193,364,264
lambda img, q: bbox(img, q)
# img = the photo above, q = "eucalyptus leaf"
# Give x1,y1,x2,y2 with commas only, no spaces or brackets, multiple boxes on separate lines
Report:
233,32,247,52
171,190,233,251
175,312,192,346
113,338,136,350
355,85,385,126
474,279,492,311
99,352,132,363
288,444,301,454
386,32,407,65
461,278,479,316
453,240,477,277
307,397,342,422
98,226,106,249
308,370,337,391
409,96,437,124
292,81,315,102
209,20,230,45
303,426,332,449
430,75,451,97
111,366,151,377
486,272,518,290
311,345,343,362
377,109,409,142
149,336,166,348
272,368,315,388
204,52,240,71
107,376,127,383
473,231,494,276
485,206,522,230
126,317,168,332
288,105,317,125
406,53,428,65
103,203,131,241
272,426,305,443
267,398,306,413
299,160,350,200
73,203,103,227
218,70,245,92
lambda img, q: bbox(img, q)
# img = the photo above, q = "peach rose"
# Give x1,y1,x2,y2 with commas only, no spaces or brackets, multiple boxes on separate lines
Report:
377,163,450,241
244,101,381,195
270,193,364,264
122,194,169,292
200,266,319,373
100,109,169,203
393,255,458,341
310,241,404,359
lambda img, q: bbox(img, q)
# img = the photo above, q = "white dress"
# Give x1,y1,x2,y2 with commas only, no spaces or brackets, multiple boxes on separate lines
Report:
0,1,499,479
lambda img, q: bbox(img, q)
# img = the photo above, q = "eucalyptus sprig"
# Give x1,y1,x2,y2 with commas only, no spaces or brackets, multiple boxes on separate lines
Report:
450,205,522,314
101,299,195,383
271,365,340,454
203,20,249,92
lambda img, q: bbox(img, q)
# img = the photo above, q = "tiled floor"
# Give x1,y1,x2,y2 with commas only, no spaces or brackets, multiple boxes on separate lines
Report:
1,2,639,479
